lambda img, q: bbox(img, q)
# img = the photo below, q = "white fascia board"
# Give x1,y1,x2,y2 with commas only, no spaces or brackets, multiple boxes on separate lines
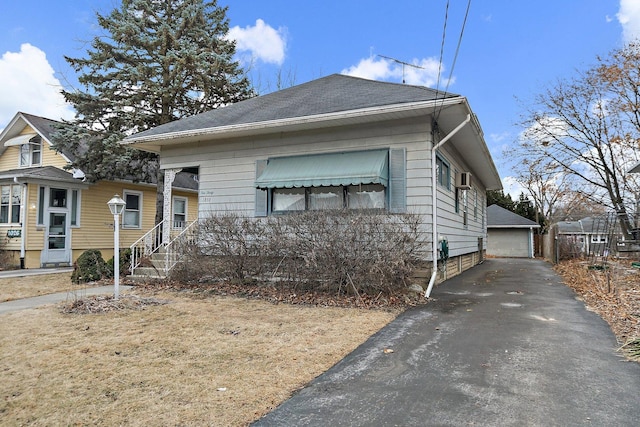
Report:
123,97,465,146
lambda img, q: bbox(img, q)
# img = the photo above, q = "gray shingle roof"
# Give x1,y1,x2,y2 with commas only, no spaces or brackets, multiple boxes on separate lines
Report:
487,204,540,228
128,74,459,140
0,166,79,183
20,112,76,161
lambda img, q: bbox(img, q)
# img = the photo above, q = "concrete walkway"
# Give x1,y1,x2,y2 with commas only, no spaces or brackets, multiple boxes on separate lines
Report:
253,258,640,426
0,267,132,314
0,267,73,278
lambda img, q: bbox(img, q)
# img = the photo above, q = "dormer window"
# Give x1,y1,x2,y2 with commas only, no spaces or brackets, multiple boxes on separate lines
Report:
19,136,42,167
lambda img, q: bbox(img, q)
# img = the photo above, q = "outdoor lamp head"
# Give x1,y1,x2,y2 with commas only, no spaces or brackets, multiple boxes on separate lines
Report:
107,194,126,215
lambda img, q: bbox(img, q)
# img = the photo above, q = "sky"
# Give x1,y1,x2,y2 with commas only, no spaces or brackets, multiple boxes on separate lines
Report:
1,0,639,198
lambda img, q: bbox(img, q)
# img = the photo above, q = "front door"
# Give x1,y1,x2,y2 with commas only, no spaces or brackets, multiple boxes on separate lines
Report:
40,188,71,266
42,211,71,266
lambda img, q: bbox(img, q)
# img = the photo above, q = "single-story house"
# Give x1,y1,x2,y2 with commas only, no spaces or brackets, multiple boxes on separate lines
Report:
486,204,540,258
122,74,502,288
552,216,623,257
0,112,198,269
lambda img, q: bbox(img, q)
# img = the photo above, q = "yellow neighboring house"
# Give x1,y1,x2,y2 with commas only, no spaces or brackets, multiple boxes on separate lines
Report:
0,112,198,269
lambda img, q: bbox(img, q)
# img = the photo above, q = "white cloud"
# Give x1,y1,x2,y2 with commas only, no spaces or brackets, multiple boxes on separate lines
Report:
0,43,74,129
617,0,640,42
501,176,526,200
521,115,569,146
228,19,287,65
341,56,453,88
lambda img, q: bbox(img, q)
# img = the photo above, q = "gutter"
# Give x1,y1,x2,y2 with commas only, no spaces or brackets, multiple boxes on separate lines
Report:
123,97,466,146
425,114,471,298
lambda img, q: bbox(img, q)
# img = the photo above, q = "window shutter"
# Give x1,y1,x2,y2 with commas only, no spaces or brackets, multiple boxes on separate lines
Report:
255,159,268,217
388,148,406,213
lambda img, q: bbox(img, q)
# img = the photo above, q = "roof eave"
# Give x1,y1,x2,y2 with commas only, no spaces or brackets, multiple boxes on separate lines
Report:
122,98,466,153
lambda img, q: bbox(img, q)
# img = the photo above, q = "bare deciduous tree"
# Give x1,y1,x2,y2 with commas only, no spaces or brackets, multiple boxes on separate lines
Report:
511,43,640,237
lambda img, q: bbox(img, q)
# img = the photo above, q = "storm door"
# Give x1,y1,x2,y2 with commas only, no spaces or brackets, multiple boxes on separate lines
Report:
41,188,71,265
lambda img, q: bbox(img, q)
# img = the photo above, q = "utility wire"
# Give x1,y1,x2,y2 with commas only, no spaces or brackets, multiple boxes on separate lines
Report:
434,0,449,100
434,0,472,125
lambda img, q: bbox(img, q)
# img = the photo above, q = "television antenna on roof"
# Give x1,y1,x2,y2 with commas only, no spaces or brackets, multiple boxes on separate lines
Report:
378,55,425,84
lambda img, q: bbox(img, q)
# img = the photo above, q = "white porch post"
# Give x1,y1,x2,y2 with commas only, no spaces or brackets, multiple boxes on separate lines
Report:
162,168,181,245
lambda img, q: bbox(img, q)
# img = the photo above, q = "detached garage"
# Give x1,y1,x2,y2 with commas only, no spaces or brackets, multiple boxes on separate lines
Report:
487,204,540,258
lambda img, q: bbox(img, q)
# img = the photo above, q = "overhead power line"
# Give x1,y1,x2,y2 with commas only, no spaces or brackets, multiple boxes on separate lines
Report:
435,0,472,125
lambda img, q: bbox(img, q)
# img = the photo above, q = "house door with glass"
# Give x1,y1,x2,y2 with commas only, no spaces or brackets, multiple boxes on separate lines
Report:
41,188,72,266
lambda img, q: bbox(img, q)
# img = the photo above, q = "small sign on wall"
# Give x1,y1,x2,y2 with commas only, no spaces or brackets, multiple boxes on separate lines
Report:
6,229,21,238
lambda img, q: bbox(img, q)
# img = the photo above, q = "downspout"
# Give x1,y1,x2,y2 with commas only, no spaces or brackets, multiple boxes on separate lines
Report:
425,114,471,298
14,177,27,269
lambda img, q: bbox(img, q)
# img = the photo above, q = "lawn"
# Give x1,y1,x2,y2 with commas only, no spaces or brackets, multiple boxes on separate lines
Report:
0,273,397,426
0,272,79,302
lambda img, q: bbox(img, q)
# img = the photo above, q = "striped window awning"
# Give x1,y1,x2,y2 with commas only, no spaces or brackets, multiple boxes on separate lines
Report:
255,150,389,189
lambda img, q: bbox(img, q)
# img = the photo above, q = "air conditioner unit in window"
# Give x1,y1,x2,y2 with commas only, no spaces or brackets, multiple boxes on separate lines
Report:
456,172,472,189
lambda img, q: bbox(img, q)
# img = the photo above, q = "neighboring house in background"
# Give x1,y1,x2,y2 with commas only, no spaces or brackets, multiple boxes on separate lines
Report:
486,204,540,258
0,112,198,269
123,74,502,286
552,216,623,257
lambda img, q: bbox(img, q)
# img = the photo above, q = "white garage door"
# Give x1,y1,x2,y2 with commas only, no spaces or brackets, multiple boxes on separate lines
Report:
487,229,531,258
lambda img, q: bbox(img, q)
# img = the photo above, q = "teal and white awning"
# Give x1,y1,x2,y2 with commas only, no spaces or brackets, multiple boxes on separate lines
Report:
3,133,37,147
256,150,389,189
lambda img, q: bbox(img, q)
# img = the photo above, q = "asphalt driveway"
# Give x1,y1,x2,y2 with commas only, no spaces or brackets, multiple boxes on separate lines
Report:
253,258,640,426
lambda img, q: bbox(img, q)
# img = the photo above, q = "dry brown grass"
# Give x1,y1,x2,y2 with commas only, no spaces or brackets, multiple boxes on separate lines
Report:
0,273,80,302
555,259,640,361
0,288,397,426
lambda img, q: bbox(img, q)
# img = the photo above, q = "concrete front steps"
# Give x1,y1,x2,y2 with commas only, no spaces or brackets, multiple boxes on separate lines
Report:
127,249,179,283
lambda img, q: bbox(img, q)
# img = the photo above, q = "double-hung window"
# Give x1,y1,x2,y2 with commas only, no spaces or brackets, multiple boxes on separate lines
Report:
271,184,386,213
0,184,22,224
257,149,403,215
123,191,142,228
172,197,187,229
435,155,450,189
19,136,42,167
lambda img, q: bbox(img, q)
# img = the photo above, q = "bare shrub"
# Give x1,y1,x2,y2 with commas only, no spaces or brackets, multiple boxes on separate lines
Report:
173,210,426,296
172,212,267,282
557,235,584,260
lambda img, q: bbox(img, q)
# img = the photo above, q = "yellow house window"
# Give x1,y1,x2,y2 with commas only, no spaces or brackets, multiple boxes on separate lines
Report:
123,191,142,228
0,184,22,224
19,136,42,167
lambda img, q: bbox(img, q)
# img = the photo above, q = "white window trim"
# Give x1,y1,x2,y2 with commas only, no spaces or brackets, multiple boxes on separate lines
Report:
18,137,42,168
122,190,143,229
36,186,46,227
0,184,22,225
172,196,188,229
70,189,81,228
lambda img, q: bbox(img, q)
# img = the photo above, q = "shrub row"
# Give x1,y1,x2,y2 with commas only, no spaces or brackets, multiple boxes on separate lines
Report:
171,210,427,295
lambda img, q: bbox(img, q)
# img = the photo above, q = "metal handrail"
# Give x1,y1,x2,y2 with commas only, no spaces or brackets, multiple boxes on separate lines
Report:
130,219,165,275
163,219,199,275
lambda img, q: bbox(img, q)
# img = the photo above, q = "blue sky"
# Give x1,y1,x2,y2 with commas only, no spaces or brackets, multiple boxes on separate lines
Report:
1,0,639,197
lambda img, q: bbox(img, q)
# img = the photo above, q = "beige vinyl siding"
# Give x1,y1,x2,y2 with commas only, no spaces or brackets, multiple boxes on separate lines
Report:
42,145,69,168
158,115,487,263
24,183,45,250
164,118,432,215
432,144,487,259
0,127,68,170
0,146,20,170
172,189,199,223
71,181,157,252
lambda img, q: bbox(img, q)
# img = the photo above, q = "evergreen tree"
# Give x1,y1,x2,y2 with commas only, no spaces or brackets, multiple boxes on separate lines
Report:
486,190,515,211
514,192,536,221
52,0,253,188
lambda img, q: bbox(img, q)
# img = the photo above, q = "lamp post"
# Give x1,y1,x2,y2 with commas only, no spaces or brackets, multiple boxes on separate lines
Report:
107,194,126,299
